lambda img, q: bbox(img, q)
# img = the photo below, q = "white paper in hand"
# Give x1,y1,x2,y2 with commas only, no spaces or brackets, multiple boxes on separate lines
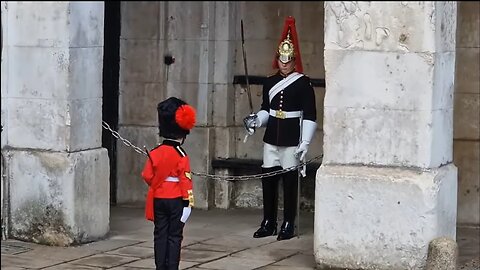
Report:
180,207,191,223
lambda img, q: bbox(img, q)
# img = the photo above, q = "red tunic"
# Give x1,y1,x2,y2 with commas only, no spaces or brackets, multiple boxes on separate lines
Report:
141,140,194,221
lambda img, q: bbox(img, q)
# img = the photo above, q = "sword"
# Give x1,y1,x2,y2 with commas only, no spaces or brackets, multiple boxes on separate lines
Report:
241,19,253,114
241,19,257,142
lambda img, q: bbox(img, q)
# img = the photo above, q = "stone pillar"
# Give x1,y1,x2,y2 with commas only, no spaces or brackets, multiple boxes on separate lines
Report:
1,2,109,246
315,2,457,269
212,2,237,209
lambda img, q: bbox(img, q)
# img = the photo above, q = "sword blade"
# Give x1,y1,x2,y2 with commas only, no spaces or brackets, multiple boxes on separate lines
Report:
241,20,254,114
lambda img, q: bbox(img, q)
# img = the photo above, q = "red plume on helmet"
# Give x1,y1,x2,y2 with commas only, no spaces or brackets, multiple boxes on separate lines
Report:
272,16,303,73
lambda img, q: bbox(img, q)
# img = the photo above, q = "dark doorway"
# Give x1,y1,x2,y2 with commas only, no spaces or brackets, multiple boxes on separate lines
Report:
102,1,120,205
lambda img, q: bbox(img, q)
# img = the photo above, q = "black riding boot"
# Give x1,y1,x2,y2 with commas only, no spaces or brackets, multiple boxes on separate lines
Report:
253,167,280,238
277,170,298,241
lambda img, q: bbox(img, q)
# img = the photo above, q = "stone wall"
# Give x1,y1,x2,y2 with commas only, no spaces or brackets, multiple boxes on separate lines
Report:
116,1,325,210
454,1,480,226
1,2,109,245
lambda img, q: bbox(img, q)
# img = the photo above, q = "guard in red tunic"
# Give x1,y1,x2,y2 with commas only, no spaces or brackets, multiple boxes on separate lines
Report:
141,97,196,270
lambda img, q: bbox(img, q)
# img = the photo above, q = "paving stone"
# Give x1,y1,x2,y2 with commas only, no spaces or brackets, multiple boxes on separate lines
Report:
198,256,273,270
270,253,316,268
0,254,59,269
185,243,245,253
180,261,200,269
106,245,154,258
122,258,155,269
180,249,229,263
70,254,139,268
0,267,28,270
18,245,97,262
1,242,31,255
202,234,276,249
77,239,143,252
230,246,298,261
260,235,314,252
42,263,103,269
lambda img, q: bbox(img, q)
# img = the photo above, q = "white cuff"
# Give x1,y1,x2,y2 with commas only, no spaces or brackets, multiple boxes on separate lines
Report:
256,110,269,128
301,120,317,143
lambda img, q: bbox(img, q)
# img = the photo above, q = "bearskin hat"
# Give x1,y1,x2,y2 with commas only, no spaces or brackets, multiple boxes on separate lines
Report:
157,97,196,139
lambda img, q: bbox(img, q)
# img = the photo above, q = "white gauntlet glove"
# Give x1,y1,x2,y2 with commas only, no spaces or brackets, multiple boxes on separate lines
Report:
243,110,269,142
180,207,192,223
294,120,317,176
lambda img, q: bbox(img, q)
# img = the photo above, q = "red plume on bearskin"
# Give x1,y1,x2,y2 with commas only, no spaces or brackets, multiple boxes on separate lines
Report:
175,105,196,130
272,16,303,73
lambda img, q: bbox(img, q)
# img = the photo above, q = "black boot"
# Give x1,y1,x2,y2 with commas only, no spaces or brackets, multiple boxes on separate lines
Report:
253,219,277,238
277,221,295,241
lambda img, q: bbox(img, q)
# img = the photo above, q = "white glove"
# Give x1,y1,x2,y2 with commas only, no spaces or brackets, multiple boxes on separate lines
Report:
243,110,269,140
180,207,191,223
254,110,269,128
295,141,310,161
294,119,317,162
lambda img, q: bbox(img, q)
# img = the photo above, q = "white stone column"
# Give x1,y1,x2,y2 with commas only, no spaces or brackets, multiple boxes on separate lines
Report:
1,2,109,246
315,2,457,269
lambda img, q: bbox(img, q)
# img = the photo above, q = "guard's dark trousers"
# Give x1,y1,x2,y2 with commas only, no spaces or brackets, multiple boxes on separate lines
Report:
254,167,298,239
154,198,185,270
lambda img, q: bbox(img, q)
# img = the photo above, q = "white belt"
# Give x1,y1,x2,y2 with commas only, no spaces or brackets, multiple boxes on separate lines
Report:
165,176,179,182
269,109,302,119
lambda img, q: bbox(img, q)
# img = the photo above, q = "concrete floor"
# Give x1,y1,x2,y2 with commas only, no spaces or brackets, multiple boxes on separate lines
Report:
1,206,479,269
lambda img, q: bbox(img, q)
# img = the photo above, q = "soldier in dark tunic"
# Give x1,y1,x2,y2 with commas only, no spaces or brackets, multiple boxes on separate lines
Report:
244,16,317,241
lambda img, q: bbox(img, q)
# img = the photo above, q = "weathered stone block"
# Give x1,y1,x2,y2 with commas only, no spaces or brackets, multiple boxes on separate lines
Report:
8,148,109,246
432,52,456,110
69,98,103,151
5,2,69,47
431,108,454,167
165,82,213,127
166,40,213,84
120,2,160,40
240,2,307,41
234,127,264,160
325,2,456,53
213,2,236,41
323,107,453,168
454,140,480,225
118,81,165,126
116,126,158,205
6,98,69,151
212,84,235,127
214,171,233,209
6,46,69,99
234,40,278,76
213,127,235,158
455,48,480,94
166,2,209,41
324,50,453,111
454,93,480,140
457,2,480,48
69,47,104,99
213,41,235,84
68,2,104,47
314,164,457,270
5,98,102,152
183,127,213,210
119,39,163,83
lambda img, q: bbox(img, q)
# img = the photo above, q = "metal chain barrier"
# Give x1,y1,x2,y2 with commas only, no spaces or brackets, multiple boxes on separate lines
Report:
102,121,323,181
